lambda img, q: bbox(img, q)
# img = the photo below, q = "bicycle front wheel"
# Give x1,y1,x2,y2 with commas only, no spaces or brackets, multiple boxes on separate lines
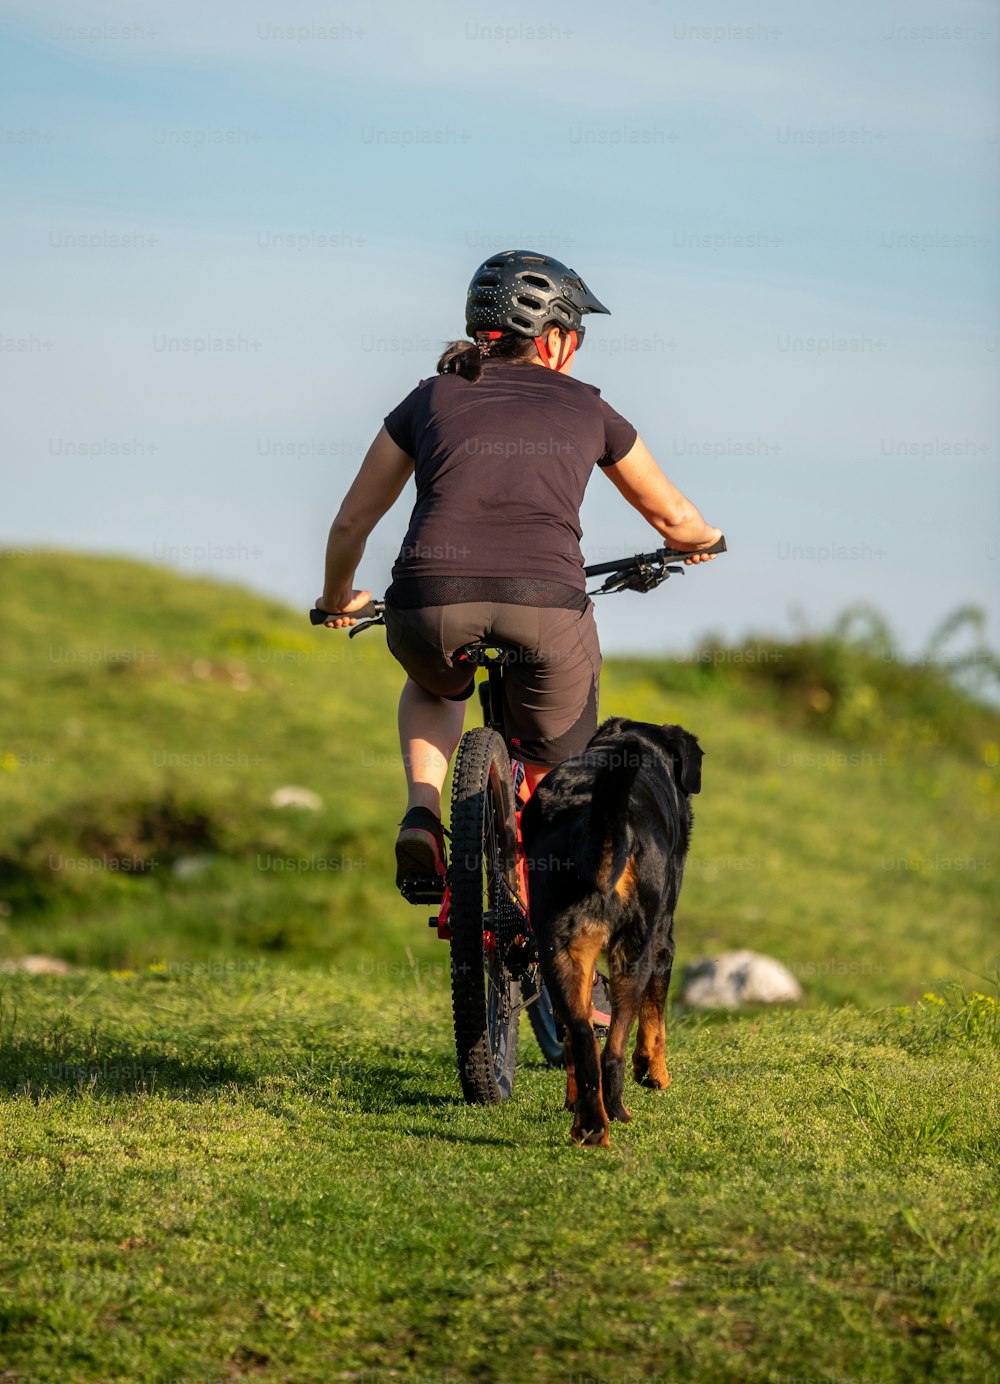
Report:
448,727,520,1104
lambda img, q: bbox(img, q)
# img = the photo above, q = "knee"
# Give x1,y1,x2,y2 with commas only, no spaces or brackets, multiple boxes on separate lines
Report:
402,677,444,705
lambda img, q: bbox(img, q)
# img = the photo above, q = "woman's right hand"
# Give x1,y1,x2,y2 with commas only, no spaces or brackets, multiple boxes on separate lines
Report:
667,526,724,563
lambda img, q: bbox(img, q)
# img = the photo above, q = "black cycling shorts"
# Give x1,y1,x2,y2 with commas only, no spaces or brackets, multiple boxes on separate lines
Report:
383,600,602,767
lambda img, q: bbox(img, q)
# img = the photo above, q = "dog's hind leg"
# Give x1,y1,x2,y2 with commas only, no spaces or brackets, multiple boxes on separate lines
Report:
601,965,643,1123
540,952,579,1111
551,930,609,1146
632,956,673,1090
562,1032,577,1110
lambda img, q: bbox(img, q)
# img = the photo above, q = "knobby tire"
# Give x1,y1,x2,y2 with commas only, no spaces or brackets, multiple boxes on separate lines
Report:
449,727,520,1104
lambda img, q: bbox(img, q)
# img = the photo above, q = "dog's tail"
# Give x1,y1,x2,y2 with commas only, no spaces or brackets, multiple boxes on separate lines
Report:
574,751,640,894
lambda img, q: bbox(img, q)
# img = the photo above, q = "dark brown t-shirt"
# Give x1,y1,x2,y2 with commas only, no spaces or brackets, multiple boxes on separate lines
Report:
384,359,637,591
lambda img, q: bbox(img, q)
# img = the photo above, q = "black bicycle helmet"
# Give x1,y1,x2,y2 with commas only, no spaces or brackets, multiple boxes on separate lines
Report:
465,249,611,338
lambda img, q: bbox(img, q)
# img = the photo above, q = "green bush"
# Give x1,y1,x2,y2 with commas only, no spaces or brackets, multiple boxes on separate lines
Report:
643,603,1000,760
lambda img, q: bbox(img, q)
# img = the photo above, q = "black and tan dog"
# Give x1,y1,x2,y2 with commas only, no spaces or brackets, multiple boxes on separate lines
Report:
521,717,702,1146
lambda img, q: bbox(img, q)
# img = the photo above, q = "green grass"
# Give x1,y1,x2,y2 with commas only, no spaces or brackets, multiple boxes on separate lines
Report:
1,551,999,1382
1,969,998,1383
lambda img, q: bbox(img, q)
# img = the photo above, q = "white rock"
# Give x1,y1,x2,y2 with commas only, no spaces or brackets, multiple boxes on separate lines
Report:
680,950,803,1009
171,854,217,880
0,954,75,976
269,786,323,811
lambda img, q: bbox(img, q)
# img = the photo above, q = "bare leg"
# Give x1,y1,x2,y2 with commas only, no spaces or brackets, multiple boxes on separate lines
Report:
398,678,466,816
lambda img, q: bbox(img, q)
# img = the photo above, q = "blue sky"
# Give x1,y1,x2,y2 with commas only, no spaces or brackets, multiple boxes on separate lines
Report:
2,0,997,658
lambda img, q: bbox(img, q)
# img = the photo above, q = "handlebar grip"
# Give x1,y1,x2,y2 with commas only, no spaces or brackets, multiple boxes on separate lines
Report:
310,601,379,624
660,534,727,561
583,535,727,578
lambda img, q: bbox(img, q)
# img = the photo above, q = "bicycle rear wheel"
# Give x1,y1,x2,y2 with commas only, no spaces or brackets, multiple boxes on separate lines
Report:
449,727,520,1103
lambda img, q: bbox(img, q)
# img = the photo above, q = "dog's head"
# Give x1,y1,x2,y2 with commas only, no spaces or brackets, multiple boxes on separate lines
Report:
659,723,703,796
587,718,703,796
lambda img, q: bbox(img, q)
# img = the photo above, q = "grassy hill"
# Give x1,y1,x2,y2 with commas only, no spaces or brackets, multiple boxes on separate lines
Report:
0,550,996,1006
1,552,998,1383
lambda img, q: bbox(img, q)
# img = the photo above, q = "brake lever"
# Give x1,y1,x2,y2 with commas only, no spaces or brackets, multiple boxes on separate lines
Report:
347,615,386,639
593,560,684,596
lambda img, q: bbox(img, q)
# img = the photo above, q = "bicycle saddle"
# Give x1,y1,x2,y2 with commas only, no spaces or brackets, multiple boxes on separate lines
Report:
453,640,521,667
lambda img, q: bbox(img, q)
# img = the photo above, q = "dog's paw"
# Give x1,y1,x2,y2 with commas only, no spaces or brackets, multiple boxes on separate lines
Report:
607,1101,632,1123
571,1119,610,1147
638,1069,671,1091
632,1054,671,1089
571,1099,611,1146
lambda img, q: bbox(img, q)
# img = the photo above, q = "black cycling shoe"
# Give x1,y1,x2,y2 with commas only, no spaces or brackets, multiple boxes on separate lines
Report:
395,807,448,898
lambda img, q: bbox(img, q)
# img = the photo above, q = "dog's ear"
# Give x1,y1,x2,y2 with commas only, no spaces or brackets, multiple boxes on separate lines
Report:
664,726,703,795
588,716,633,748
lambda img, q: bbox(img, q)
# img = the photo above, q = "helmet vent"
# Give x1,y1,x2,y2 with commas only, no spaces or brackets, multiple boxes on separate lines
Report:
520,274,552,290
515,293,544,311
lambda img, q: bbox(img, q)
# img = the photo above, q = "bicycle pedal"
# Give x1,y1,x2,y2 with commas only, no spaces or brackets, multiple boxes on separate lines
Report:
399,874,446,905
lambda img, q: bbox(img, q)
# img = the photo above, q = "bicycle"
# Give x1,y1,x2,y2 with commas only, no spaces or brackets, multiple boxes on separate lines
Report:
312,535,726,1104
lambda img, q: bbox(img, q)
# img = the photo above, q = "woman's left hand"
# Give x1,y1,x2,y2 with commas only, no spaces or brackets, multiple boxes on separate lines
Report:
315,589,373,628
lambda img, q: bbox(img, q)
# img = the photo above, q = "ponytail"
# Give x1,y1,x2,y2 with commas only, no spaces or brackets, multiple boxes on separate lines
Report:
436,331,539,383
437,339,484,381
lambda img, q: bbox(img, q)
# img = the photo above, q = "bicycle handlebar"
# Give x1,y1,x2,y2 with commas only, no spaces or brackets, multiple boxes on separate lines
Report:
310,536,726,630
583,534,726,596
582,534,726,577
309,600,383,625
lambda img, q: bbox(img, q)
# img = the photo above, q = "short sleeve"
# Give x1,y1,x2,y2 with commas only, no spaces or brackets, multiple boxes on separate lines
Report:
383,387,420,457
596,398,638,468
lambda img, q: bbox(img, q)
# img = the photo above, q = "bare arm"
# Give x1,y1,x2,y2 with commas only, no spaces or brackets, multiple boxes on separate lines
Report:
318,426,414,621
601,436,721,562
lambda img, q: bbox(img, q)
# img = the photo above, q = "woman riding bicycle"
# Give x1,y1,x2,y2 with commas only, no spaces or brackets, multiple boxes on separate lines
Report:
317,249,721,890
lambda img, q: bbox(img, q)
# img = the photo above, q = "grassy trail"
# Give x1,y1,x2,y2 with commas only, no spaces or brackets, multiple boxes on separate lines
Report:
2,970,998,1383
